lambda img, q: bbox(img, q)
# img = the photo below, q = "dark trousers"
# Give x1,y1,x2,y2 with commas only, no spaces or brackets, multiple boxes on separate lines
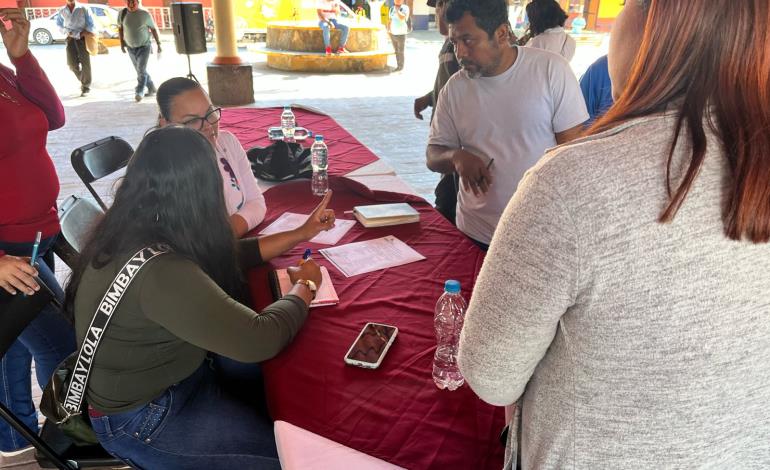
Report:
434,172,459,225
66,37,91,91
127,45,155,96
390,33,406,70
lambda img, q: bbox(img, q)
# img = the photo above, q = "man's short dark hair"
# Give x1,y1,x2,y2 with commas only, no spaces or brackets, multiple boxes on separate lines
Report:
445,0,508,38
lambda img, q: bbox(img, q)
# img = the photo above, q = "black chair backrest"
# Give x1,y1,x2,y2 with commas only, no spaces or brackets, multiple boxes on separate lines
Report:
70,136,133,210
0,284,55,358
54,195,105,269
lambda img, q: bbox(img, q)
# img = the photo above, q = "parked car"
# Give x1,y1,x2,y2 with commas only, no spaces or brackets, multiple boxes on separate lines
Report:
30,4,119,45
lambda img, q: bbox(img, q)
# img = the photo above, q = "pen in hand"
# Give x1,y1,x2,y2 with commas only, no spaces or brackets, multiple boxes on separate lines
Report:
30,231,41,268
477,158,495,185
24,231,41,297
302,248,312,262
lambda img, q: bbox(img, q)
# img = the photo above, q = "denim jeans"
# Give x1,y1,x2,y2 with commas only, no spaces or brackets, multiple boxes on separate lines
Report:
90,362,280,469
0,237,76,451
319,18,349,48
127,45,155,96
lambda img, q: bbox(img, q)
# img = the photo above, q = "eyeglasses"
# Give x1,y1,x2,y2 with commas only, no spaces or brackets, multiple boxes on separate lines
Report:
180,107,222,131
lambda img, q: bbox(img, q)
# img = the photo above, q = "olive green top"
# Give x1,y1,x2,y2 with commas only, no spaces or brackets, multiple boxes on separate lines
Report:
74,238,308,413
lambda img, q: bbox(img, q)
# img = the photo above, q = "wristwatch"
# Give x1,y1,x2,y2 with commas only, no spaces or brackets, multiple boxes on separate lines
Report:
295,279,317,299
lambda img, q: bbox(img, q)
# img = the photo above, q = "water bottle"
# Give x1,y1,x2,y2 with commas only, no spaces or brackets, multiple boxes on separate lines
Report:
432,280,467,390
280,106,296,140
311,135,329,196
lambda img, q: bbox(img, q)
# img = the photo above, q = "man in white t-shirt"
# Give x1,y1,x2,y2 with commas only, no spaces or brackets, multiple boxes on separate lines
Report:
426,0,587,249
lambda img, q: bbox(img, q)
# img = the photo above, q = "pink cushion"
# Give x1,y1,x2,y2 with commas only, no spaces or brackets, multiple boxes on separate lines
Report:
274,420,406,469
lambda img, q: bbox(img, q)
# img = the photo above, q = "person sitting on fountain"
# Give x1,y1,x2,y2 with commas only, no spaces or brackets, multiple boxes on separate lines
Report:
317,0,350,55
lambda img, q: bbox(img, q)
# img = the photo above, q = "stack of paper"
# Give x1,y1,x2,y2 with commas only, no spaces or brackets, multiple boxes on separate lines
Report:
320,235,426,277
273,266,339,308
259,212,356,245
352,203,420,228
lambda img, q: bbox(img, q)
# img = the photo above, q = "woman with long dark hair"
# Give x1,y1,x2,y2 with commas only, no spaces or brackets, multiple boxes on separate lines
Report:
459,0,770,467
521,0,575,61
65,126,325,468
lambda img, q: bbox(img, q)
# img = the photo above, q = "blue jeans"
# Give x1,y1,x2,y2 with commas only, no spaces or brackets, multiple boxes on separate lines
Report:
90,362,280,469
0,237,76,451
319,18,349,48
127,45,155,96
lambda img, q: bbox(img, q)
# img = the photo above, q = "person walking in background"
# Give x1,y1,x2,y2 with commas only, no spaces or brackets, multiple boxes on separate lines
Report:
459,0,770,467
0,8,76,458
426,0,587,250
387,0,409,71
414,0,460,223
521,0,575,61
579,54,613,123
56,0,94,96
317,0,350,55
118,0,162,102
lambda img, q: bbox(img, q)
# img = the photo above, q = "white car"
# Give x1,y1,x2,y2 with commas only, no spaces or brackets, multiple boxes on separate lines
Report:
30,4,119,45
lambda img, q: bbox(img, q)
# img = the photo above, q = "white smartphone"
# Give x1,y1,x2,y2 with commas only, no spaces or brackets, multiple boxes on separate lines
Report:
343,322,398,369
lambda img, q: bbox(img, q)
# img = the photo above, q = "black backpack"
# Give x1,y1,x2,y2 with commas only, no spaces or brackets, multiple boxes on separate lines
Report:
247,141,312,182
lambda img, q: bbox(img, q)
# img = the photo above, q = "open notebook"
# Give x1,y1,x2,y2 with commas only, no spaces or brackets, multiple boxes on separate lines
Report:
269,266,339,308
352,203,420,228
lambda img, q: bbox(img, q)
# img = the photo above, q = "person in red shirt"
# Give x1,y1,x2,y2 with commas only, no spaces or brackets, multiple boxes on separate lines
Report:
0,8,76,453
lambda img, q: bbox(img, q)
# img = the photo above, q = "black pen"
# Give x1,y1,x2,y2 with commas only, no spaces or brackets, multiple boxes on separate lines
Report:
478,158,495,185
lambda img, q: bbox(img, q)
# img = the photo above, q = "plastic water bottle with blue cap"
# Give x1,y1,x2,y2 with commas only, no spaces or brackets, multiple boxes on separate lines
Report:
433,279,467,390
311,135,329,195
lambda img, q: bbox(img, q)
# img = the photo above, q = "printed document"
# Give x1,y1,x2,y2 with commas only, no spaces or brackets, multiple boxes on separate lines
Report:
259,212,356,245
319,235,425,277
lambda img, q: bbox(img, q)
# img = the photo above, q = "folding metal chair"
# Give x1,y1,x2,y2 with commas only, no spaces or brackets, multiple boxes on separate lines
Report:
70,137,133,211
0,284,121,469
52,196,104,269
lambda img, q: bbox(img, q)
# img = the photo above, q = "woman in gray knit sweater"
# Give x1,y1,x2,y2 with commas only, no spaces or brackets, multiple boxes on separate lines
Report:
458,0,770,468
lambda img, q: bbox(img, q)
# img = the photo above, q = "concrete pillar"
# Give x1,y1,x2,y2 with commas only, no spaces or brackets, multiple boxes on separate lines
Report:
208,0,254,105
211,0,240,64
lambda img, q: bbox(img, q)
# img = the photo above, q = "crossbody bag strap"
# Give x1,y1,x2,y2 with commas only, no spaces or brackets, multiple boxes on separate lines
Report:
61,244,170,416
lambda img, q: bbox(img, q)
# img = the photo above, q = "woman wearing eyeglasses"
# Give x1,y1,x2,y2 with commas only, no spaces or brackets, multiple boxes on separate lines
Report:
156,77,335,252
156,77,267,239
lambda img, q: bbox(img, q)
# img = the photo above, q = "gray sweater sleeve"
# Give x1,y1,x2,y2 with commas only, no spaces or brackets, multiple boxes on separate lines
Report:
139,255,309,363
458,169,579,406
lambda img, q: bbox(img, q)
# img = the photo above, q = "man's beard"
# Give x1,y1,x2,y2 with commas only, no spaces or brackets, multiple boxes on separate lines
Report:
459,44,501,79
460,60,481,79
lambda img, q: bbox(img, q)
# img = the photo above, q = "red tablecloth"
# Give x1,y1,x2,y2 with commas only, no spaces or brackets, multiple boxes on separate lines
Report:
220,107,378,176
247,177,505,469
